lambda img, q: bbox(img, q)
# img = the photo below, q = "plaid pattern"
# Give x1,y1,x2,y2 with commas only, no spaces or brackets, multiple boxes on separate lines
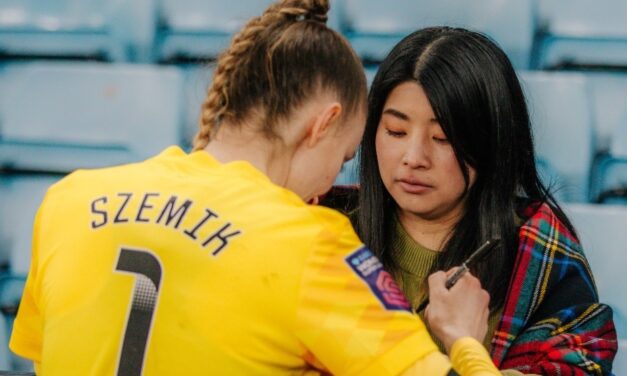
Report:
491,203,618,375
320,188,618,375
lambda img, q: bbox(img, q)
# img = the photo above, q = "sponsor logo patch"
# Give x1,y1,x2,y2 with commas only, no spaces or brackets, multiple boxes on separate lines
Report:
346,247,410,311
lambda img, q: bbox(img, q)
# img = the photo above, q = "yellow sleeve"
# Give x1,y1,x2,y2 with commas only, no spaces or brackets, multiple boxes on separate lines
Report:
293,219,444,375
448,337,501,375
9,199,46,362
401,338,501,375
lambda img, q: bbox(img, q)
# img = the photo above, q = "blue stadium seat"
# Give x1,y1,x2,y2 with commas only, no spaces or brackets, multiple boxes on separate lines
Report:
334,154,359,186
519,71,594,202
0,275,29,372
0,0,157,62
585,73,627,153
180,65,214,150
0,312,9,370
565,203,627,374
341,0,534,69
156,0,341,62
157,0,272,61
0,174,61,274
535,0,627,69
0,62,184,173
592,122,627,204
583,72,627,203
0,173,54,370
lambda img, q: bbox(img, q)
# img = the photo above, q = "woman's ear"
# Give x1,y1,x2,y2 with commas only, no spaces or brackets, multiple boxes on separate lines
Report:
306,102,343,147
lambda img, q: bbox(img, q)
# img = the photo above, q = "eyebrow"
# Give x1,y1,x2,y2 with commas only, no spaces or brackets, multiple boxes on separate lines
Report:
382,108,410,121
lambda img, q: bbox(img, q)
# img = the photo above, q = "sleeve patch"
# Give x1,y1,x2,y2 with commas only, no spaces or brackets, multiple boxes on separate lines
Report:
345,247,411,311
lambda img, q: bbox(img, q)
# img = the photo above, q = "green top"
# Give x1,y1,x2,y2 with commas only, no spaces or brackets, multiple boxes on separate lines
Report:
389,218,503,352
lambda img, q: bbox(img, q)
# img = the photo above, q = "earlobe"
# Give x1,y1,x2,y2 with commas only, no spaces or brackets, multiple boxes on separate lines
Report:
307,102,343,147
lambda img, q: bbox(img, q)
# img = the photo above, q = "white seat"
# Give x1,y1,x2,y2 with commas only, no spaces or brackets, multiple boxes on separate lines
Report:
564,204,627,338
0,61,184,173
0,0,156,62
519,71,594,202
0,174,61,274
565,204,627,374
157,0,341,61
536,0,627,69
342,0,534,69
180,65,214,150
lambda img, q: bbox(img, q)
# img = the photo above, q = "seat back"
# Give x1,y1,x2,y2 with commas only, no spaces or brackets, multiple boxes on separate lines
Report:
0,0,156,62
342,0,534,68
519,71,594,202
0,62,184,172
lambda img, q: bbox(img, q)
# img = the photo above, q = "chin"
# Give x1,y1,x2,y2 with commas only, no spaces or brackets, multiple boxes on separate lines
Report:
396,199,441,219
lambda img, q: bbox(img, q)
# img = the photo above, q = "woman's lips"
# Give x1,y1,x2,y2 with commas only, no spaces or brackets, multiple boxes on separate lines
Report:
398,179,433,194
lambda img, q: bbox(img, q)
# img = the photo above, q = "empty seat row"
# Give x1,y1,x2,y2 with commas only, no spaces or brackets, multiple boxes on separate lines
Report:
2,61,626,204
0,61,184,173
2,0,627,69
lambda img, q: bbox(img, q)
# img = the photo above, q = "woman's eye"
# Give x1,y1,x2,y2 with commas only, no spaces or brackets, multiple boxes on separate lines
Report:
386,129,405,137
433,136,449,144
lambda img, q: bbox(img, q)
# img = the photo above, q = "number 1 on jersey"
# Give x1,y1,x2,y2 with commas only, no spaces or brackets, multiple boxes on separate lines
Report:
115,248,163,376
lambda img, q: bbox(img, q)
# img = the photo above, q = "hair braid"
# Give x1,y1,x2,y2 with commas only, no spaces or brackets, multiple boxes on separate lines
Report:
192,0,330,151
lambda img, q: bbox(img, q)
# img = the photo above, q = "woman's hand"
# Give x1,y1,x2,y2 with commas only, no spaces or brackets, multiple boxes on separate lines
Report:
424,269,490,354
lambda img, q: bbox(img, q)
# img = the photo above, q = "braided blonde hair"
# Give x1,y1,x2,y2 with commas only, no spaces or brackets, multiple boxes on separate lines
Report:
193,0,365,151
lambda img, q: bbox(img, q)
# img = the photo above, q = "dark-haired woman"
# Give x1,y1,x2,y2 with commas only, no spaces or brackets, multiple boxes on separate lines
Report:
324,27,617,375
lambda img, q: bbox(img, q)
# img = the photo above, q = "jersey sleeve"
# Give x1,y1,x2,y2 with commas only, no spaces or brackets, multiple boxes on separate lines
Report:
292,218,446,375
9,198,47,362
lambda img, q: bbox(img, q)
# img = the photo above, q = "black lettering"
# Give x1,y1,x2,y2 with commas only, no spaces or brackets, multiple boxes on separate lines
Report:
202,223,242,256
114,193,133,224
91,196,108,229
136,193,159,223
156,196,192,229
184,209,218,240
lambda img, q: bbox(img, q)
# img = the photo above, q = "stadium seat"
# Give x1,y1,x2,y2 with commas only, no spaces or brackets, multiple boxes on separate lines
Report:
518,71,594,202
535,0,627,69
341,0,534,69
564,203,627,374
0,174,61,274
0,0,157,62
334,154,360,186
156,0,341,62
0,275,28,372
591,122,627,204
157,0,272,62
0,313,8,370
0,172,54,370
585,73,627,152
180,65,214,150
0,62,184,173
582,72,627,203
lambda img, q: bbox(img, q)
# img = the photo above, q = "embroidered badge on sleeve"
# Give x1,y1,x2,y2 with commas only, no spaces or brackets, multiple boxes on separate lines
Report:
346,247,410,311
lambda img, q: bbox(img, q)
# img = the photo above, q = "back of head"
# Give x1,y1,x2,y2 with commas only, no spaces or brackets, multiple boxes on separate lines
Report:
193,0,367,149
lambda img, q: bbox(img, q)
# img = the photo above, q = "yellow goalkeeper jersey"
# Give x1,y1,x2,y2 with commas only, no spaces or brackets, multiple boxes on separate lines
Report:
10,146,498,375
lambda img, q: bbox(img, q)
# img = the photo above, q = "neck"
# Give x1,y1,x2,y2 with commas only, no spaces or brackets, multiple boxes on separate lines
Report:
204,123,294,188
397,208,463,251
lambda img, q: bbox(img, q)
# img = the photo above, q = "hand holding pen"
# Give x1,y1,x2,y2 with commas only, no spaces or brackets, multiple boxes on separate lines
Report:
415,238,501,314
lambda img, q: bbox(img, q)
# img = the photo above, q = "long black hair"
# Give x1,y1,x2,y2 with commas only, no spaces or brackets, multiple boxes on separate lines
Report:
357,27,575,310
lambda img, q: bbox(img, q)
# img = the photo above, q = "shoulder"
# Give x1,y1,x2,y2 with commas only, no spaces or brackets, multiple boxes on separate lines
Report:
518,201,581,254
306,203,362,248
